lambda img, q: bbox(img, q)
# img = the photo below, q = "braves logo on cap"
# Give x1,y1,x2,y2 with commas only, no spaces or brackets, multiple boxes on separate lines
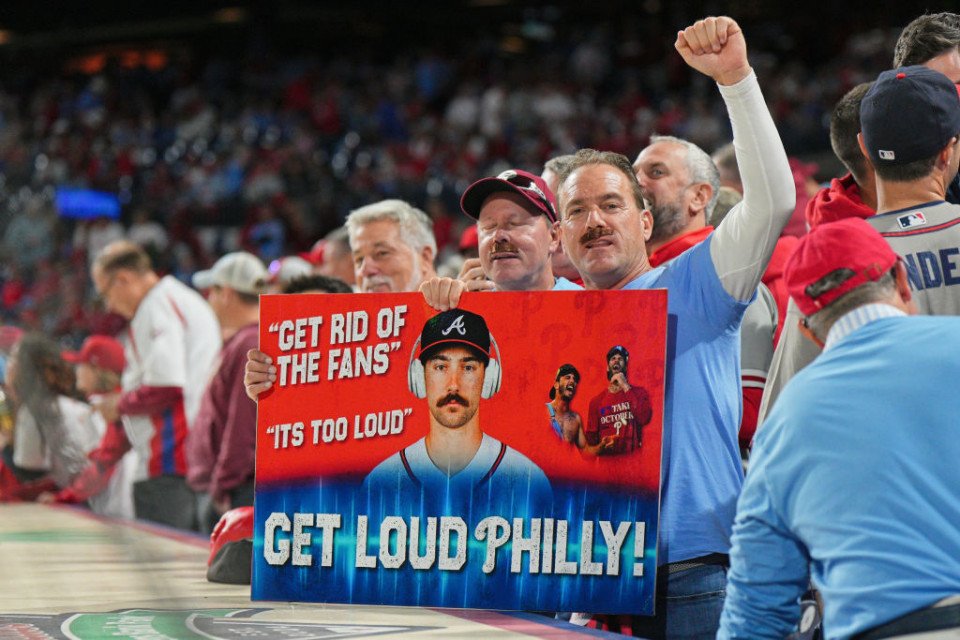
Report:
897,212,927,229
441,315,467,336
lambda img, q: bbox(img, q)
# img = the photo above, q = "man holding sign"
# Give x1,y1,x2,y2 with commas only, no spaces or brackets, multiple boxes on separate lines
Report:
363,308,551,510
550,17,794,636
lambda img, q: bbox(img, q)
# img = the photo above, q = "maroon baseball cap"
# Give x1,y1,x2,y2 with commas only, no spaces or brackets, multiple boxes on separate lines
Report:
63,335,126,375
460,169,558,223
785,218,898,316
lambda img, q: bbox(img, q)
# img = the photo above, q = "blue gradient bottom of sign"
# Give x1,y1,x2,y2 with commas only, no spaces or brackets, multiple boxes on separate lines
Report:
252,478,659,614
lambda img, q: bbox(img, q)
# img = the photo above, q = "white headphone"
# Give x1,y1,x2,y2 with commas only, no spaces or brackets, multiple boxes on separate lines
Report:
407,333,502,400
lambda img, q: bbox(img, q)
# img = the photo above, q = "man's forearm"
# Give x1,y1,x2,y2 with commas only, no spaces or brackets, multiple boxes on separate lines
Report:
710,72,795,301
118,386,183,416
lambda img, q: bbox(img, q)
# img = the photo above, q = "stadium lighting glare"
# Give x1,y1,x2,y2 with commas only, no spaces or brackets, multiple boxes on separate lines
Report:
213,7,248,24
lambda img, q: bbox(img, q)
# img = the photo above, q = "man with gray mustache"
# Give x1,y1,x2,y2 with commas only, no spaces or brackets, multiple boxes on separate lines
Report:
244,199,437,400
346,199,437,294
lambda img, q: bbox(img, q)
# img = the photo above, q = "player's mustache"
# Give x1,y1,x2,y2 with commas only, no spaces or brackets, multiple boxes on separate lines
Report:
437,393,469,408
580,226,614,245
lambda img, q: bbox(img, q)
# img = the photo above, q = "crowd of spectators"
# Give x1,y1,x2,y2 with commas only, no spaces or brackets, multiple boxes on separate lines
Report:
0,18,909,346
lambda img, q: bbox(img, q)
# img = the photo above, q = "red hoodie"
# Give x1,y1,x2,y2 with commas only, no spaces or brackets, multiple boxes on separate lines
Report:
762,236,799,346
805,173,875,231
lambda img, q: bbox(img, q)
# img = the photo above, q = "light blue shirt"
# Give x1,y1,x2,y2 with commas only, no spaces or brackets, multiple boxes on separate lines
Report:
621,235,750,564
552,276,580,291
720,312,960,639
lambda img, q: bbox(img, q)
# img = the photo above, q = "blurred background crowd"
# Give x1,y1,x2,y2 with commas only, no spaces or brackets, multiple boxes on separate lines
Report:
0,0,941,346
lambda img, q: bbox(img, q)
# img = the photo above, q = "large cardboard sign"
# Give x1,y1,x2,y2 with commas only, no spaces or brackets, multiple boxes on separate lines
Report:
252,290,667,614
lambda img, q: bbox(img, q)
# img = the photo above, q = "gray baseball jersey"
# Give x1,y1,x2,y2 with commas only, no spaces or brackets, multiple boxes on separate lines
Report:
866,201,960,316
760,200,960,424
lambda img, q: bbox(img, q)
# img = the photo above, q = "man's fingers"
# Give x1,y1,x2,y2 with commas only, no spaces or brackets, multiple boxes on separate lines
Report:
247,349,271,364
420,278,447,310
466,278,495,292
245,353,276,400
462,265,487,282
682,23,707,55
438,278,465,309
457,258,484,281
419,277,465,311
245,380,272,402
703,17,720,52
435,279,454,311
247,360,274,374
716,16,730,44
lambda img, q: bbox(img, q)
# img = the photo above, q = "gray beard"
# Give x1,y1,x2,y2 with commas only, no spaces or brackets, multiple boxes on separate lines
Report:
648,200,687,245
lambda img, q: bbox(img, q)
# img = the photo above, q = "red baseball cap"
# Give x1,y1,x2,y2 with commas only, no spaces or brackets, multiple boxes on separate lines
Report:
0,325,23,352
63,335,126,375
307,239,326,266
460,169,558,223
785,218,898,316
458,225,479,252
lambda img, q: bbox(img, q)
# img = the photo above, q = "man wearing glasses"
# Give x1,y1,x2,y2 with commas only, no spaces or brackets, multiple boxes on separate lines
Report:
91,240,220,531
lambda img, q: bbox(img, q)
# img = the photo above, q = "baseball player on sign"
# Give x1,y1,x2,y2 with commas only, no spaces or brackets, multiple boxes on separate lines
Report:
363,309,551,510
585,346,652,456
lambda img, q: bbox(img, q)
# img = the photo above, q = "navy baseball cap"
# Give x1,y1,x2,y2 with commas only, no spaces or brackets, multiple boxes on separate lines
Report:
607,345,629,362
460,169,559,223
418,309,491,364
861,66,960,166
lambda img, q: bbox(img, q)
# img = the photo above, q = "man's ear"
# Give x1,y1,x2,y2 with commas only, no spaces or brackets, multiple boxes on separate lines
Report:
688,183,714,218
894,259,917,314
937,136,960,172
420,245,436,272
547,220,560,257
857,132,871,163
640,209,654,242
797,318,825,350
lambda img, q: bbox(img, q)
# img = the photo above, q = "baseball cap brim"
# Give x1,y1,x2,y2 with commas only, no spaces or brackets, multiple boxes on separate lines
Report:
460,178,557,223
192,269,216,290
418,339,491,363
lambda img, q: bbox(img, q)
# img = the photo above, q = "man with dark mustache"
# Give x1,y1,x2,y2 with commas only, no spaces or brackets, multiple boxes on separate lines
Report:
584,346,652,456
552,17,794,636
456,169,580,293
363,309,551,506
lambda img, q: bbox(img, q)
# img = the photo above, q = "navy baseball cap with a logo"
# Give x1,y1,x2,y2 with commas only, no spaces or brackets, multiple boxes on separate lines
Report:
861,66,960,166
418,309,491,364
460,169,559,223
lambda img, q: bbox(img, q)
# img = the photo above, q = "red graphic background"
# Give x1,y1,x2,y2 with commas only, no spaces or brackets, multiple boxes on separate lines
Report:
256,290,668,492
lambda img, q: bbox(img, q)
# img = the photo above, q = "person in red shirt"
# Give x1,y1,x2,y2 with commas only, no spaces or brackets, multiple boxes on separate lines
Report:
43,335,133,516
584,346,652,455
189,252,267,533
